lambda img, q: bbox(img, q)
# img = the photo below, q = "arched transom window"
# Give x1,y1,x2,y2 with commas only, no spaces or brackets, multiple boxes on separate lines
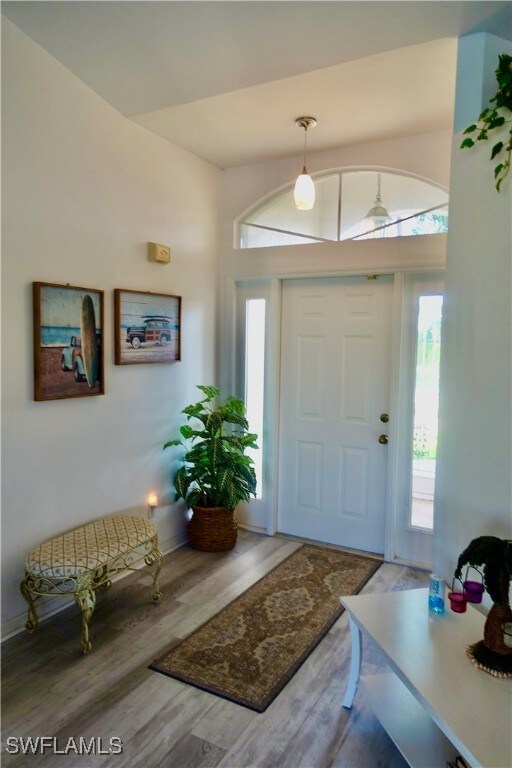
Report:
238,169,449,249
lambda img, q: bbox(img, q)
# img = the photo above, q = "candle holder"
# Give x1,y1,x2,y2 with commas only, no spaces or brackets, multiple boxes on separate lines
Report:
463,565,485,604
448,577,467,613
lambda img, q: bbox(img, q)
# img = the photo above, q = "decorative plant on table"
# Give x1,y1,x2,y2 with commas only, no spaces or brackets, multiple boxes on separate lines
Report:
460,53,512,191
454,536,512,675
164,385,258,552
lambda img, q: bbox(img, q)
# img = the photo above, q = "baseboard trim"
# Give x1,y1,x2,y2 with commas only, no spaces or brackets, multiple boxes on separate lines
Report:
389,555,431,571
238,523,268,535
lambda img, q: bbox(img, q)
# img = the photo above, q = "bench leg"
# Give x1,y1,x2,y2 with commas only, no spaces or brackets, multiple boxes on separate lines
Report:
145,547,164,602
20,575,39,633
74,588,96,654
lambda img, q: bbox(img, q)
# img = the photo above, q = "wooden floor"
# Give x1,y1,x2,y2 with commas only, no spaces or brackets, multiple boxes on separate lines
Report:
2,531,429,768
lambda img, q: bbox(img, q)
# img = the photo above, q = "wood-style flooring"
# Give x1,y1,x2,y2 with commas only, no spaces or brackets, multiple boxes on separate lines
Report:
1,530,429,768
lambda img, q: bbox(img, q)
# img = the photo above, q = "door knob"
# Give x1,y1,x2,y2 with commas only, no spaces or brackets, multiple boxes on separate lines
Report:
378,434,389,445
380,413,389,423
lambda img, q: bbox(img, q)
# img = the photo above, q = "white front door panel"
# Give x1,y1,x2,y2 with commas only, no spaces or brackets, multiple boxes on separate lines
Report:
278,276,393,554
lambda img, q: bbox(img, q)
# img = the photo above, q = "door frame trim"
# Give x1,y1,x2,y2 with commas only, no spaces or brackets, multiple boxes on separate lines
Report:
384,271,404,563
391,273,445,567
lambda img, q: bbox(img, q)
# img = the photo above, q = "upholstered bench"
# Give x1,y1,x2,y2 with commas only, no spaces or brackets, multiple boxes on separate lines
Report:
20,515,163,653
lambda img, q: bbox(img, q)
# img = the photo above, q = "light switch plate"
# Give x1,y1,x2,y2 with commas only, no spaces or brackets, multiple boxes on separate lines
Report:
148,242,171,264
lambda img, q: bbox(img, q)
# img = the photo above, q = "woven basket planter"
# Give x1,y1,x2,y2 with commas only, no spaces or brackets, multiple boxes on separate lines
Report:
188,506,238,551
484,603,512,655
467,602,512,677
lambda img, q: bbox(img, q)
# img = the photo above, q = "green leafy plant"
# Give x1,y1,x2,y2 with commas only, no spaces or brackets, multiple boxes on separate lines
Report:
164,385,258,510
460,53,512,191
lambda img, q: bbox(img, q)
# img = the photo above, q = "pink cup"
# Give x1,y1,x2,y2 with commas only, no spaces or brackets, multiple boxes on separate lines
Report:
448,590,467,613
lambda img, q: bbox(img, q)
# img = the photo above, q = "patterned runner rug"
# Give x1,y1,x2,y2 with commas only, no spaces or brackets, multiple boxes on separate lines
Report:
150,545,381,712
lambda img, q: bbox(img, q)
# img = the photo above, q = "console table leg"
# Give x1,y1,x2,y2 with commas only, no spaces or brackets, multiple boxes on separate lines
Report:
343,616,362,709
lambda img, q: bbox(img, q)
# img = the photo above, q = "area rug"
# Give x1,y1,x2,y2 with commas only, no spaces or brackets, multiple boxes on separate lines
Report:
150,545,381,712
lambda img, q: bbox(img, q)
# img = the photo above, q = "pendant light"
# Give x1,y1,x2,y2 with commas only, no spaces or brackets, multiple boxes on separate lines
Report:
294,116,317,210
365,173,391,228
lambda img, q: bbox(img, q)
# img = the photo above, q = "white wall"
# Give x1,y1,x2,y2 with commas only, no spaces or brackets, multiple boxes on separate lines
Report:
433,34,512,586
1,20,220,635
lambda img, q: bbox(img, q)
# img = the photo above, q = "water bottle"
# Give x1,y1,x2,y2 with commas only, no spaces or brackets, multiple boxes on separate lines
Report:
428,573,445,614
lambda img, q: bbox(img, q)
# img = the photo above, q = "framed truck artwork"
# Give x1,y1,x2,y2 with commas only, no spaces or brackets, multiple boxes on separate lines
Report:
33,282,105,401
114,289,181,365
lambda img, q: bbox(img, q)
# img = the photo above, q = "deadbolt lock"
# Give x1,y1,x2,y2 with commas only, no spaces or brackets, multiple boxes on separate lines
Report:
380,413,389,423
378,434,389,445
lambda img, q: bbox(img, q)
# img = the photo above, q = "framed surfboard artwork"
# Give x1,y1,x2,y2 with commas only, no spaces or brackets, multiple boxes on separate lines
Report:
33,282,105,401
114,289,181,366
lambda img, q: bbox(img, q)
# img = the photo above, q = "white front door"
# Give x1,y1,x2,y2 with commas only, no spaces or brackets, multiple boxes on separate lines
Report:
278,276,393,554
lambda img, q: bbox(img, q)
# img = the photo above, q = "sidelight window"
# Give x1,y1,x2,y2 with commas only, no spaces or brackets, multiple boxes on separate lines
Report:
244,298,266,499
410,294,443,530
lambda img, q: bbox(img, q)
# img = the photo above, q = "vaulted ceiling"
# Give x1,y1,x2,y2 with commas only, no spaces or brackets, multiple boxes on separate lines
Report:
3,1,511,168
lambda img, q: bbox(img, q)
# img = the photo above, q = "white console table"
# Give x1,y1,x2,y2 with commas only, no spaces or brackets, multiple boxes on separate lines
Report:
341,588,511,768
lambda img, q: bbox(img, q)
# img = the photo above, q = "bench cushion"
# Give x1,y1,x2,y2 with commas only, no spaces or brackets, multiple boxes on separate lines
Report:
25,515,157,579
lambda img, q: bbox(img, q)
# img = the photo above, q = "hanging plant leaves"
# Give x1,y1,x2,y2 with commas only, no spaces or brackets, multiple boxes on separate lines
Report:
491,141,504,159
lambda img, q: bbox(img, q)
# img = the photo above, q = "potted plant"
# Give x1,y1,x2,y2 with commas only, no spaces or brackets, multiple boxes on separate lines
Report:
164,385,259,551
454,536,512,674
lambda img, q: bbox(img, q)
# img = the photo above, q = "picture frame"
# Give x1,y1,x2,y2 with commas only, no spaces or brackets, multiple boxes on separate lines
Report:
114,289,181,365
33,282,105,401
